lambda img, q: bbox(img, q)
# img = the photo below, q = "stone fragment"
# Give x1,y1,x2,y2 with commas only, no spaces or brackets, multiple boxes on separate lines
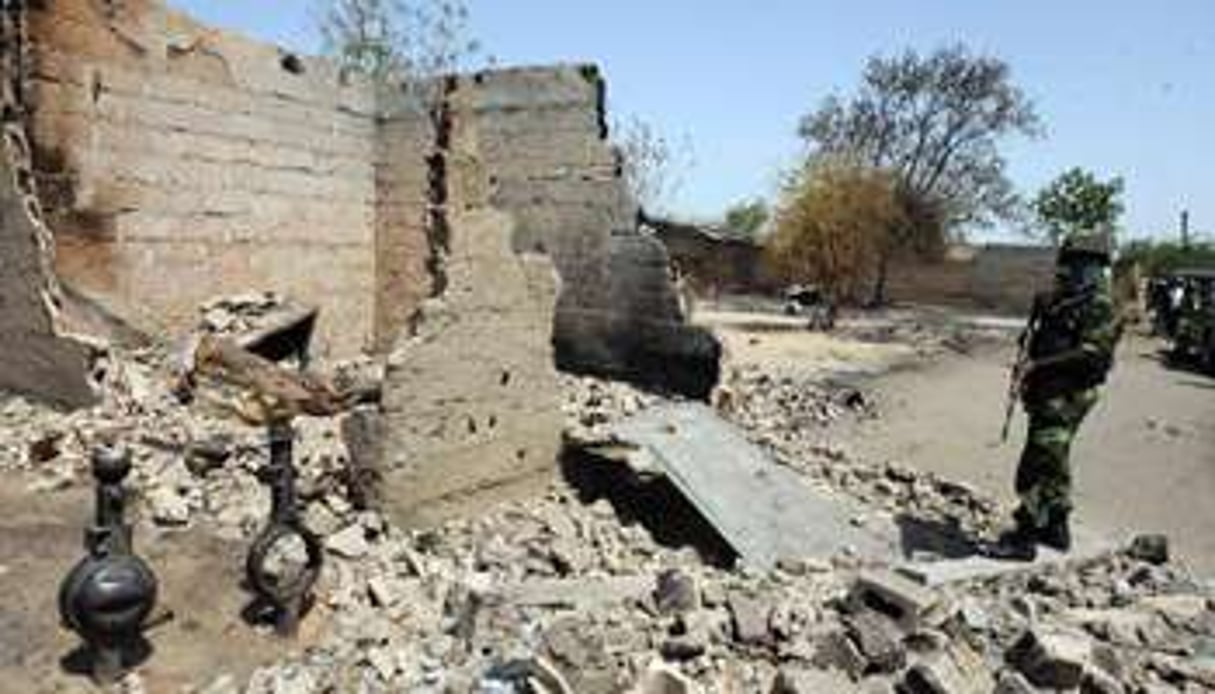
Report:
993,670,1036,694
148,487,191,526
549,536,595,576
325,524,370,559
1080,665,1125,694
366,574,409,609
844,611,905,674
901,640,993,694
656,569,700,614
1128,534,1169,565
852,570,940,629
1140,594,1208,624
629,662,702,694
543,616,601,672
729,593,772,646
660,635,706,662
185,434,233,477
700,582,726,608
529,656,575,694
770,666,856,693
1006,626,1092,689
339,406,383,509
812,629,867,680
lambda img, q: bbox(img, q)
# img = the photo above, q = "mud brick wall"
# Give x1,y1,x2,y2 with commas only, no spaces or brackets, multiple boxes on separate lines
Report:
27,0,380,356
373,106,434,350
0,6,99,408
453,67,720,397
380,85,562,527
887,244,1055,315
13,0,717,397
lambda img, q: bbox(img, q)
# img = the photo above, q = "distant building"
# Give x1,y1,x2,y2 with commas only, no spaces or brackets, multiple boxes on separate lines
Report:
646,217,783,297
649,212,1053,314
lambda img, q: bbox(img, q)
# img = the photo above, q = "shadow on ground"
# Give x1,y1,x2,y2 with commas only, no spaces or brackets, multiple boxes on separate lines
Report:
895,513,984,561
560,446,737,568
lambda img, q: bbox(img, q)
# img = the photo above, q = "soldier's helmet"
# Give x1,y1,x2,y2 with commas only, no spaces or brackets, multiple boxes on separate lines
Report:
1058,225,1114,265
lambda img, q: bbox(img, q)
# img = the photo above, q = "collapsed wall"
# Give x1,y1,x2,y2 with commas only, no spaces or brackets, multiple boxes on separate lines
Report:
454,67,722,398
14,0,717,400
0,5,100,408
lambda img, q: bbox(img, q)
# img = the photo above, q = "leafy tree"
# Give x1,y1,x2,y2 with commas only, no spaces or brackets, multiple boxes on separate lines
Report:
723,198,770,239
1118,239,1215,277
798,44,1041,302
766,158,906,303
612,115,694,214
1032,167,1125,244
317,0,481,106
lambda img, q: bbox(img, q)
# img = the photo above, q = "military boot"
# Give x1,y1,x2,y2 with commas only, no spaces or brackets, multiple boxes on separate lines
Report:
985,507,1039,561
1038,510,1071,553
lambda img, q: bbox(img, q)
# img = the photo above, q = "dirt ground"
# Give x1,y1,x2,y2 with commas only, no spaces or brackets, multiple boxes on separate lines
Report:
700,305,1215,576
0,486,324,693
835,330,1215,577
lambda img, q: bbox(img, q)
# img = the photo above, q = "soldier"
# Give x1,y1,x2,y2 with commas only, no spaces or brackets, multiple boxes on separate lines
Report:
994,228,1123,560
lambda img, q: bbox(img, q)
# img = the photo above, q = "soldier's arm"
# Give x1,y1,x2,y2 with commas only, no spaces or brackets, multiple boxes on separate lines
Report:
1025,295,1119,375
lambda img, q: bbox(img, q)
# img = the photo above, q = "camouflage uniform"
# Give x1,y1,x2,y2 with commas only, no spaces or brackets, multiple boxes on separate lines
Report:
1015,274,1120,531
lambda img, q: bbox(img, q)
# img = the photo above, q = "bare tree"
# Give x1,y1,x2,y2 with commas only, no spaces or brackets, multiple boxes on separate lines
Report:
317,0,482,107
612,115,694,215
799,44,1042,302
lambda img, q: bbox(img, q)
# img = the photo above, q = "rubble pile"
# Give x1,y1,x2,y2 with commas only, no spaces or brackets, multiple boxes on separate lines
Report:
561,375,664,443
1,340,1212,693
198,292,295,336
227,511,1215,693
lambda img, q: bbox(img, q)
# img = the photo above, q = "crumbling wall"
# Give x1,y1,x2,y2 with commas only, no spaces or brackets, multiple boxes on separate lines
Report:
27,0,380,355
380,83,562,526
454,66,721,398
373,103,434,350
17,0,716,396
0,5,99,408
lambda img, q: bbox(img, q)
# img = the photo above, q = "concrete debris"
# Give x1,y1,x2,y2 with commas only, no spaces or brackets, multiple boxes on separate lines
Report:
770,666,857,693
198,292,318,368
606,402,898,569
728,592,773,646
844,611,906,674
655,569,700,614
850,570,941,629
0,323,1210,693
629,662,704,694
1006,626,1092,689
1128,533,1170,565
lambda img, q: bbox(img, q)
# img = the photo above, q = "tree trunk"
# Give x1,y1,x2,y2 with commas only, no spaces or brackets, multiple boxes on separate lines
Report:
869,253,890,307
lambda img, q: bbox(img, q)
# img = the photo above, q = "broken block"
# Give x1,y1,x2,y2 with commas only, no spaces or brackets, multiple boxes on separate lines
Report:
379,208,562,527
850,570,941,630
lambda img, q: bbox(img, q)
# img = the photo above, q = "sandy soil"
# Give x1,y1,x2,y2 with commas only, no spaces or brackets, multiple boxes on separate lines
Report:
837,333,1215,576
696,308,919,377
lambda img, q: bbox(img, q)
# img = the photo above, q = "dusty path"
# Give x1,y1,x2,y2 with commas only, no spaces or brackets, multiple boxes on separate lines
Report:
838,334,1215,576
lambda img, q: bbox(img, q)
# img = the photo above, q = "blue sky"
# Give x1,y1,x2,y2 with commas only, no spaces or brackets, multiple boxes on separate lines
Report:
170,1,1213,241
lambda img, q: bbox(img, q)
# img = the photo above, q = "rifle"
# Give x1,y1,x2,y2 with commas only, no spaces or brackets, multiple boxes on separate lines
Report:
1001,299,1040,442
